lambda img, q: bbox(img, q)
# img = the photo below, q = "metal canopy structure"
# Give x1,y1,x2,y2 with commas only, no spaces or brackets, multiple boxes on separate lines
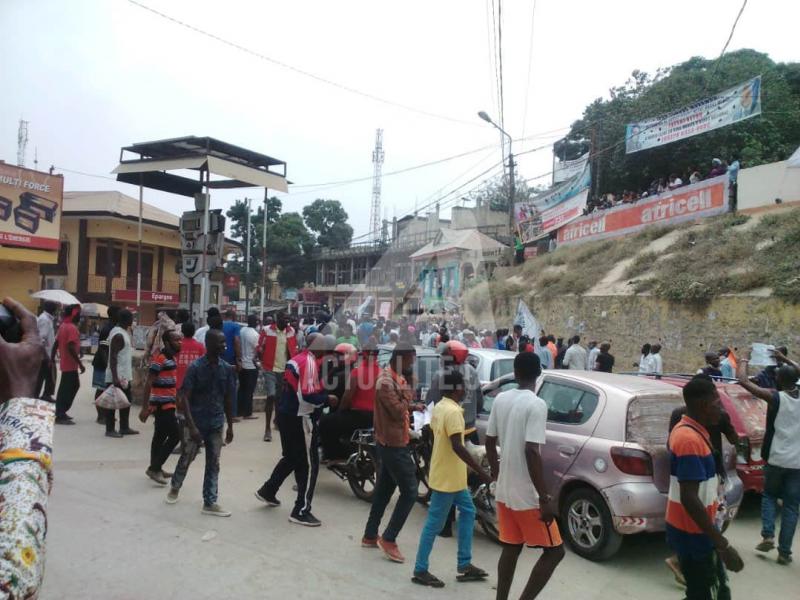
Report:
110,136,288,321
112,136,289,194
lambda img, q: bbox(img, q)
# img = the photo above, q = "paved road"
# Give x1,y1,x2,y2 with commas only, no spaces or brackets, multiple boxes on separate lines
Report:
41,370,796,599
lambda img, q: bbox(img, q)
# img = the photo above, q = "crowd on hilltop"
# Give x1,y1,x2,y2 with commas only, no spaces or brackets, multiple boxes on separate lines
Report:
584,157,740,214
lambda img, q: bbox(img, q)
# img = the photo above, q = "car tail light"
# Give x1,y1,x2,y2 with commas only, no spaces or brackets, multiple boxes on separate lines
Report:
610,447,653,476
735,438,750,465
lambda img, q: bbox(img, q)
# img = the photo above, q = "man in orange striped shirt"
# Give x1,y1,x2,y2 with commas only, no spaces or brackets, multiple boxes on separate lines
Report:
140,330,182,486
666,376,743,598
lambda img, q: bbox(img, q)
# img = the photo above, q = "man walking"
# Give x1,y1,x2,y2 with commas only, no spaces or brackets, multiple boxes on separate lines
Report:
738,351,800,565
166,329,236,516
255,333,334,526
53,305,84,425
594,342,615,373
36,300,57,402
650,343,664,377
363,342,420,563
535,336,553,370
485,352,564,600
412,370,490,588
586,340,600,371
238,314,260,419
561,336,587,371
140,329,182,485
257,311,298,442
221,309,242,421
105,309,139,438
666,376,744,596
91,305,118,423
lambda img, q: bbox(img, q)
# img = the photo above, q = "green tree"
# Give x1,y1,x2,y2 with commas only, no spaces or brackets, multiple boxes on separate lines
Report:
467,174,541,212
302,199,354,249
564,49,800,196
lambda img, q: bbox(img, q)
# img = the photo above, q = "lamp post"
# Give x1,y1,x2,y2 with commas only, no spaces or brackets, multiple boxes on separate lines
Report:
478,111,515,244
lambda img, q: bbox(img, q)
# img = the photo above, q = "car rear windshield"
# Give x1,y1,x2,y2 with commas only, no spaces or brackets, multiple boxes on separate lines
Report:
626,394,684,446
490,358,514,380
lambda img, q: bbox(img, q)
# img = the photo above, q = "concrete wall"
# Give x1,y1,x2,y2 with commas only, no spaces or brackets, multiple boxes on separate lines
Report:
738,160,800,212
468,294,800,373
451,205,507,230
0,260,44,311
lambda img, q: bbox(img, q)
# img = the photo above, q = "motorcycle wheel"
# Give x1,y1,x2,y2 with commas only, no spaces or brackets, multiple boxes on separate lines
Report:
479,516,501,544
415,449,432,505
348,449,378,503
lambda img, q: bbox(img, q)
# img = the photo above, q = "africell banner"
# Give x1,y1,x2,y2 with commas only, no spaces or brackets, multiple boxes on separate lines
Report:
516,162,591,243
625,76,762,154
557,175,729,246
0,163,64,251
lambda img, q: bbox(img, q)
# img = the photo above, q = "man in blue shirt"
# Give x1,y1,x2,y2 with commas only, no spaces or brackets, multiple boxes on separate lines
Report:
222,309,242,419
166,329,236,517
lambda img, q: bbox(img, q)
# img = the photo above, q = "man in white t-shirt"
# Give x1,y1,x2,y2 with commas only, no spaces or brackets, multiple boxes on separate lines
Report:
485,351,564,600
237,314,260,419
562,335,588,370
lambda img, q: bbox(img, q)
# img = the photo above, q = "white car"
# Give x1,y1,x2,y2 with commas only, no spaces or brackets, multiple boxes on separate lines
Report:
467,348,516,384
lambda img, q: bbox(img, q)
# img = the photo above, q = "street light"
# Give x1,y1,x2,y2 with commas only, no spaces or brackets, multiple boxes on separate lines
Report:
477,111,515,242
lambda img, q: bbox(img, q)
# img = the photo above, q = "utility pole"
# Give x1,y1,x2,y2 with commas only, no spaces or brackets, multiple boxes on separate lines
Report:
17,120,28,167
260,189,268,321
507,150,515,244
245,198,251,315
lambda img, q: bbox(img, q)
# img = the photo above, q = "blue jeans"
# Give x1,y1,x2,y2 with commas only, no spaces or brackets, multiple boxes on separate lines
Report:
414,489,475,573
364,445,418,543
761,465,800,556
170,425,223,506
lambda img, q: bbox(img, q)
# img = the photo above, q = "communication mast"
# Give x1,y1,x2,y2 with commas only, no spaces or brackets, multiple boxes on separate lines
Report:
370,128,384,242
17,119,29,167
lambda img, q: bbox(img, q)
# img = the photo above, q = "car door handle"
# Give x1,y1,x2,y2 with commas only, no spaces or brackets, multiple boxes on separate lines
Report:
558,445,576,456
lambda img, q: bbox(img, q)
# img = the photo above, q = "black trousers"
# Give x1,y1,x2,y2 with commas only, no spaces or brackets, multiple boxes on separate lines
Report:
260,412,320,516
37,358,55,399
149,407,180,472
106,385,132,433
237,368,259,417
319,410,373,460
678,551,730,600
55,371,80,418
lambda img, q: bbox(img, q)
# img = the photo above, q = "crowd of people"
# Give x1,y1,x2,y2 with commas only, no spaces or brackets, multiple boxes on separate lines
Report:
584,157,740,214
3,295,799,599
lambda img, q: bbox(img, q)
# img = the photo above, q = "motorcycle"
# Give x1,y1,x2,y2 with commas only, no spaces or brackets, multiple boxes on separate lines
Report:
327,427,433,504
466,441,500,544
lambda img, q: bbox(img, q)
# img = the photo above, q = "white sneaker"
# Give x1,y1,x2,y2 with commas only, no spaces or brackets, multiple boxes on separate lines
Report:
202,503,231,517
165,488,179,504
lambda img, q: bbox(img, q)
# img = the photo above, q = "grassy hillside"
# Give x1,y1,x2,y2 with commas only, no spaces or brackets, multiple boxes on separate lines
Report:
465,207,800,316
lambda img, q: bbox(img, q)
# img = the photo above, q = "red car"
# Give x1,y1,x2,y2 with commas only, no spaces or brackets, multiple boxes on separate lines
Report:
659,376,767,493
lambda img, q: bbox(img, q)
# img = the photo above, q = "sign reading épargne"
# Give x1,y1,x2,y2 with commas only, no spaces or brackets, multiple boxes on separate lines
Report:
0,163,64,251
557,175,729,246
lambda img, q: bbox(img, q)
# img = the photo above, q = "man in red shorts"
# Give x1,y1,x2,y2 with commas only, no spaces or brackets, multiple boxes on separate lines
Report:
485,351,564,599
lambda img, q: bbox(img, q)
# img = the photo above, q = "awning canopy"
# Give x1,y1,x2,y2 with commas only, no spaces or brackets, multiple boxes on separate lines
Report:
111,136,289,195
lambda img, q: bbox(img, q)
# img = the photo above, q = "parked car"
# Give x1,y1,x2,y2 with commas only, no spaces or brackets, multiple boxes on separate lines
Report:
466,348,516,384
377,344,440,401
655,375,767,494
476,371,744,561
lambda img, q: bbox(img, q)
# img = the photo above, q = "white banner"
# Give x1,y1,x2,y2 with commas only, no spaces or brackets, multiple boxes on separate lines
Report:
626,76,762,154
514,299,542,350
553,152,590,184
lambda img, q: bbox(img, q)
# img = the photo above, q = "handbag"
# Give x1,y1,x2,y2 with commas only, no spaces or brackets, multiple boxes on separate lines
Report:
96,382,131,410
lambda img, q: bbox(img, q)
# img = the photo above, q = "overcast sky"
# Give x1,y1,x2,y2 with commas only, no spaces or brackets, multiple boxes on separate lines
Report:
1,0,797,240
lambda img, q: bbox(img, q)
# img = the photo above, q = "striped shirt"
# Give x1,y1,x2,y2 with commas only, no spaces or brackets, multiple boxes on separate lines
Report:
665,415,719,557
148,352,178,409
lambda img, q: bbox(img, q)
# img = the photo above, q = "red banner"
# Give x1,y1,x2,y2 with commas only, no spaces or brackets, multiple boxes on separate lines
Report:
112,289,179,304
557,176,729,246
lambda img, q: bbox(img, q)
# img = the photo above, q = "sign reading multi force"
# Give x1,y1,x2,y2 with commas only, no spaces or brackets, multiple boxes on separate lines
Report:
557,175,729,246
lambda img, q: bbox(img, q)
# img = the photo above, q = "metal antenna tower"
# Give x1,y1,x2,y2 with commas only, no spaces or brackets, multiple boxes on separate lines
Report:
370,128,384,241
17,119,29,167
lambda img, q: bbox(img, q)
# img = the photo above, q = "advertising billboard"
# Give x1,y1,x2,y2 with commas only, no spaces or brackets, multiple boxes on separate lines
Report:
0,163,64,251
557,176,729,246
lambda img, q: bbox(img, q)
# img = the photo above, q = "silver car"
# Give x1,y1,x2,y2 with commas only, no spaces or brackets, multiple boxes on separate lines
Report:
466,348,516,384
476,370,743,561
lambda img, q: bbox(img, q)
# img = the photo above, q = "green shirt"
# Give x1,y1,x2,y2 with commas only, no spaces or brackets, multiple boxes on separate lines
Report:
336,335,360,348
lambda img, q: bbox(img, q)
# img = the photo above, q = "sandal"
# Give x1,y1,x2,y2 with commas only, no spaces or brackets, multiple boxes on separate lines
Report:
412,571,445,588
456,564,488,582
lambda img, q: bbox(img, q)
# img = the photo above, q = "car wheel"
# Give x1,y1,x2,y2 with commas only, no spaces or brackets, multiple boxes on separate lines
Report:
561,487,623,561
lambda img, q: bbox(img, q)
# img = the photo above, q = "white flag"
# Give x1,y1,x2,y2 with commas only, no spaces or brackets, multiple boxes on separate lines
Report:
514,300,543,350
